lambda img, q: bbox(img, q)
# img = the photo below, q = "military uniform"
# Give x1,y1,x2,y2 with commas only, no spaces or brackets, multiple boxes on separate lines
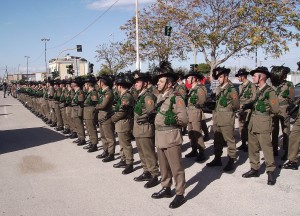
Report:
133,87,159,187
248,83,279,172
71,84,85,144
208,80,239,170
238,78,256,149
272,80,294,157
282,106,300,170
53,82,63,130
154,88,188,196
83,84,98,151
243,67,280,185
111,88,135,173
186,81,207,161
96,86,116,160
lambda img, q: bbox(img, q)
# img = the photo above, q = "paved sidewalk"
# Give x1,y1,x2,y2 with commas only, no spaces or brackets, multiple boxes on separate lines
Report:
0,94,299,216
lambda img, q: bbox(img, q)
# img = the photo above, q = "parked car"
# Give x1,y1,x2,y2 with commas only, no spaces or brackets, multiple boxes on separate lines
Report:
294,83,300,99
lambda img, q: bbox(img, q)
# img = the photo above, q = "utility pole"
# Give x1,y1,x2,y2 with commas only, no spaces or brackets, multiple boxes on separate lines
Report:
135,0,140,70
24,56,30,80
41,38,50,75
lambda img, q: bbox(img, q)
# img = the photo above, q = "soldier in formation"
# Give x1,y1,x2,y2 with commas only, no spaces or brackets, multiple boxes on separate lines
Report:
15,61,300,209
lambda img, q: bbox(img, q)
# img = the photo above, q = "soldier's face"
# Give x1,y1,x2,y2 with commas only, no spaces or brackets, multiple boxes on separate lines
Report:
135,80,143,91
237,76,242,82
252,73,260,84
157,77,167,91
218,74,225,85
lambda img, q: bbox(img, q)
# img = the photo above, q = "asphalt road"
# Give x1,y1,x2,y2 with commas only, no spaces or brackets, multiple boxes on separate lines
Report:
0,93,300,216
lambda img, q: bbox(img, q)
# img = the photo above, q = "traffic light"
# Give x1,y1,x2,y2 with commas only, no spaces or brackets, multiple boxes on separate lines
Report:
88,63,94,74
190,64,198,72
77,45,82,52
164,26,172,37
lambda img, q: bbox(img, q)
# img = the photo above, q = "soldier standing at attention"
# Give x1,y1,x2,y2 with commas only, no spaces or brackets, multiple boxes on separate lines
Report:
83,75,99,153
206,67,240,172
71,77,86,146
151,61,188,209
95,75,116,162
111,75,135,175
65,79,77,138
270,66,294,160
242,67,279,185
235,69,256,152
53,79,64,131
184,70,208,162
281,100,300,170
133,73,160,189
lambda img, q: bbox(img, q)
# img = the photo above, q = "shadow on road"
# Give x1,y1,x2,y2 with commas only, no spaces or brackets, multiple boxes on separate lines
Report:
0,127,66,154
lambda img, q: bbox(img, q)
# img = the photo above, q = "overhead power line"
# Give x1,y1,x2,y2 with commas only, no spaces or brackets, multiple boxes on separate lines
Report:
49,0,120,50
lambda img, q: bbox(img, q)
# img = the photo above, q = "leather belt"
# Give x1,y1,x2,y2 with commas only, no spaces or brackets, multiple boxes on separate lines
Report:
155,125,180,131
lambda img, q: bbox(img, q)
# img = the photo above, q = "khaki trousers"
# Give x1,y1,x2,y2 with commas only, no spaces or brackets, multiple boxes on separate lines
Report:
135,137,159,176
214,125,236,158
288,117,300,163
99,121,116,155
157,145,185,195
117,131,133,164
248,131,276,172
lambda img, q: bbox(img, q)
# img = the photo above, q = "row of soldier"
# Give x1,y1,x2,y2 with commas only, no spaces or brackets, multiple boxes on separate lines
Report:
15,61,300,209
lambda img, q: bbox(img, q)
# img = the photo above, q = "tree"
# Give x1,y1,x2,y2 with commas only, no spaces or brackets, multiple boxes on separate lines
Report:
128,0,300,77
95,42,128,75
97,64,111,76
120,2,188,64
196,63,211,75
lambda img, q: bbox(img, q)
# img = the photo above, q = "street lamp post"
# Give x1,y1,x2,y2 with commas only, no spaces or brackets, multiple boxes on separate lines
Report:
41,38,50,75
24,56,30,80
135,0,140,70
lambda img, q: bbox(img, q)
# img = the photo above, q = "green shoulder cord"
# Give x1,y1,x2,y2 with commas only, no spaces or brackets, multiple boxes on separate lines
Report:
158,96,177,125
281,82,291,99
73,91,79,104
243,83,252,99
60,91,66,102
219,87,232,107
255,91,270,113
114,95,123,112
189,89,198,105
97,89,106,105
85,92,92,105
134,95,145,116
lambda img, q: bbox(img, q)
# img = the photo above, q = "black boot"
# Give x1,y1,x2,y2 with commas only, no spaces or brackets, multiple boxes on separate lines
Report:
185,150,198,158
113,160,126,168
267,171,276,185
77,140,86,146
206,156,222,167
96,150,108,159
281,161,298,170
87,144,98,153
63,129,70,134
134,171,152,182
102,154,114,162
83,144,92,149
195,152,207,163
169,195,186,209
242,169,259,178
55,126,63,131
69,132,78,139
122,164,134,175
151,187,172,199
72,138,80,144
144,176,160,188
223,157,235,172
